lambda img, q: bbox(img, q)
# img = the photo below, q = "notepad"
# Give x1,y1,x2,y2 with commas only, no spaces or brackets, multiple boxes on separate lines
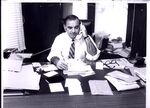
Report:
89,80,113,95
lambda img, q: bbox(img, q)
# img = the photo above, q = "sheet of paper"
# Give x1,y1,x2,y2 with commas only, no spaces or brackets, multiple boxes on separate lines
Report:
32,62,41,67
49,83,64,92
16,53,32,58
67,84,84,96
8,53,24,60
44,71,58,77
2,59,23,72
89,80,113,95
96,61,103,70
41,64,58,71
65,78,83,95
65,78,81,87
3,64,41,90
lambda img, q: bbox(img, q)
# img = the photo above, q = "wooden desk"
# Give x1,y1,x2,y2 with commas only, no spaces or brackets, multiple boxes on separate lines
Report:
3,62,146,108
3,89,145,108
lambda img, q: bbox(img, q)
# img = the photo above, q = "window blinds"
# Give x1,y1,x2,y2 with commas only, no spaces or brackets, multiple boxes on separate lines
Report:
2,1,26,52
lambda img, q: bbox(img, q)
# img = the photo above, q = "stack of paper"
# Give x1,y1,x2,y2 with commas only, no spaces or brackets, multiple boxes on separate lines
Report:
113,48,130,58
134,67,146,82
65,78,84,95
104,70,144,91
63,59,95,77
32,63,58,73
2,59,23,72
3,64,41,90
109,42,123,49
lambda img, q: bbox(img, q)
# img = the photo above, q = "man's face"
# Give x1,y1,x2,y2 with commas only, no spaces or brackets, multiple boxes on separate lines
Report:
64,19,80,40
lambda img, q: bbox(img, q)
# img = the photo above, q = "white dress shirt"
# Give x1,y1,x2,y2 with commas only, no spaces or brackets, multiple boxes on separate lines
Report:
47,32,100,62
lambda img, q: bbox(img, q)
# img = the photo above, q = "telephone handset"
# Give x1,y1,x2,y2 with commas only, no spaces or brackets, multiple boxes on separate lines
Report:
76,22,88,40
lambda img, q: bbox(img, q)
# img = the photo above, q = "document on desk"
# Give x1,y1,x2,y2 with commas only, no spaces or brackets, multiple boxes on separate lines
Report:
134,67,146,82
16,53,32,58
44,71,58,77
2,59,23,72
41,64,58,71
105,75,141,91
49,83,64,92
3,64,41,90
65,78,84,95
89,80,113,95
32,62,41,67
106,71,140,83
63,64,95,77
96,61,103,70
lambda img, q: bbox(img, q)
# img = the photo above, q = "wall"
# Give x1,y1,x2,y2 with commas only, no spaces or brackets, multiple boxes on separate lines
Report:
94,2,128,41
63,3,72,18
62,3,88,19
22,3,63,61
72,2,88,19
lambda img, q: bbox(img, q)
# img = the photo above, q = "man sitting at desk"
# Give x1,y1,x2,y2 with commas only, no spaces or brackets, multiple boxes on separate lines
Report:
47,15,100,70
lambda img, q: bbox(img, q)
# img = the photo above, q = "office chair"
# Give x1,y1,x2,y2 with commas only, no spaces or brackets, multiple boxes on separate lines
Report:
80,20,94,36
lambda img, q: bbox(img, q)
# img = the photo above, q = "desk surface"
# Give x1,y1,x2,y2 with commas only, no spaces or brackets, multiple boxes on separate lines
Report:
3,61,146,108
3,89,145,108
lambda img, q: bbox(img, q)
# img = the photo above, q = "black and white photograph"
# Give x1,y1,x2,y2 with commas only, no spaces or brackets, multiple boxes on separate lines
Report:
1,1,150,108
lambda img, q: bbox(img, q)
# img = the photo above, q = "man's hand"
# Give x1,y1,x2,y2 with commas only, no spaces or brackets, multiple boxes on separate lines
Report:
80,23,88,38
56,60,68,70
51,56,68,70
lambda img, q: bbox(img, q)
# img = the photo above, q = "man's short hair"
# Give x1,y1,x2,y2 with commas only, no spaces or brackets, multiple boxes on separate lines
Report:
63,15,81,25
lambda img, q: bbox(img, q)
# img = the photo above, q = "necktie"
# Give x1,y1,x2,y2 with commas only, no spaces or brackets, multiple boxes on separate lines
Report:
68,40,75,59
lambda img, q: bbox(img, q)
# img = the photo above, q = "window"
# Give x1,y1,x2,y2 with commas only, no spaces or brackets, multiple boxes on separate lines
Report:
2,1,26,52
